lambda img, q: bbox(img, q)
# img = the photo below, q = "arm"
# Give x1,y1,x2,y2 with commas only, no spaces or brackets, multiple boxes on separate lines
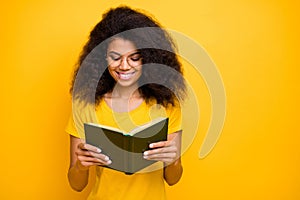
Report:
143,131,183,186
163,131,183,185
68,135,111,191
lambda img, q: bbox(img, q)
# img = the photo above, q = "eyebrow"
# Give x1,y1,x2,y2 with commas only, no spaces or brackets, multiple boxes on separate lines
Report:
107,51,140,57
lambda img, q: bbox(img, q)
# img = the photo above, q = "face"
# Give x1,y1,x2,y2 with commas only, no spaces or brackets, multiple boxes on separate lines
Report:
106,38,142,88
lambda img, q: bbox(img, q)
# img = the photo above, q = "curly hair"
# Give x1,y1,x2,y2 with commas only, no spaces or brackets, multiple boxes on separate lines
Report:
70,6,187,107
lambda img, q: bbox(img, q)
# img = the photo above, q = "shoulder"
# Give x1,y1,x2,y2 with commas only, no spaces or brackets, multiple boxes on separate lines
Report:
165,101,182,119
165,102,182,134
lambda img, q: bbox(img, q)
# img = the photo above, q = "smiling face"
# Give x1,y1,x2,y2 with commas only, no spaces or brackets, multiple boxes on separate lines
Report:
106,38,142,88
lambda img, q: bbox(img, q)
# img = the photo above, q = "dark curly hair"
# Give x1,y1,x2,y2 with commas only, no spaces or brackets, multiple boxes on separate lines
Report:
70,6,187,107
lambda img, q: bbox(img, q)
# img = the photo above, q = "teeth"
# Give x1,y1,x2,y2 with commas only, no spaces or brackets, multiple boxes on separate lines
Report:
118,72,135,80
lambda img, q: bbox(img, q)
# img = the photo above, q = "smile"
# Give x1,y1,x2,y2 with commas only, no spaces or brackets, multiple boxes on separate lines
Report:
116,71,136,80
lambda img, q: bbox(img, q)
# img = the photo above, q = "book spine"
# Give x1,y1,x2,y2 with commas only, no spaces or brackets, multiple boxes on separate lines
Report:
123,136,130,174
128,137,133,174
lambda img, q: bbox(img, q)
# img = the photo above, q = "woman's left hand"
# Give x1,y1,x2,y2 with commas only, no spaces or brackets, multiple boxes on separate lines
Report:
143,132,181,166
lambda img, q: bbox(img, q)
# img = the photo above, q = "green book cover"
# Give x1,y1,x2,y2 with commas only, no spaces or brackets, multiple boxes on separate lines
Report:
84,117,168,174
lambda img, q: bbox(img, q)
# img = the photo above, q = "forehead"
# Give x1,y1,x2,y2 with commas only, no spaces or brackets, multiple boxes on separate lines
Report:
107,38,138,54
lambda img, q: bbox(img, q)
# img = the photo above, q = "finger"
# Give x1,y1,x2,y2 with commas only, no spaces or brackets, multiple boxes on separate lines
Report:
76,150,111,163
78,155,112,165
150,157,174,164
149,141,168,148
79,160,111,168
144,154,176,164
78,143,101,153
85,144,102,153
90,152,111,163
80,161,94,168
143,152,177,160
149,140,175,149
144,145,177,156
75,160,94,171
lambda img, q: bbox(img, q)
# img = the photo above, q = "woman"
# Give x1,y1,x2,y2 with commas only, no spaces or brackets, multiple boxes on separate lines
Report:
66,6,186,199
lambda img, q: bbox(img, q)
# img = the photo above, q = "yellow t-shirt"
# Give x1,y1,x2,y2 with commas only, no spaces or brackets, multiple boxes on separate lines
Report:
65,99,182,200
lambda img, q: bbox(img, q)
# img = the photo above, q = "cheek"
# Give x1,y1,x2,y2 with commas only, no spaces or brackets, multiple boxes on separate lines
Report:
136,67,143,78
108,68,117,79
137,66,143,73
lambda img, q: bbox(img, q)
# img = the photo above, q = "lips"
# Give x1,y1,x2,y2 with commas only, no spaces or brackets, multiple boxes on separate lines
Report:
116,71,136,80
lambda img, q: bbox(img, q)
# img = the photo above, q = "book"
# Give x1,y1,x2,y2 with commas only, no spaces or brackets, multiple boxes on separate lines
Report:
84,117,168,174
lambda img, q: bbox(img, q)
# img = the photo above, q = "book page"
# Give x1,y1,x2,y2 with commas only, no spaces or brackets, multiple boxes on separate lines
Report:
85,122,125,134
128,117,167,136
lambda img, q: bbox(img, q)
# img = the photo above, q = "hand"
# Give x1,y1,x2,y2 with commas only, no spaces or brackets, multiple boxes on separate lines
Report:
143,140,178,166
75,143,112,171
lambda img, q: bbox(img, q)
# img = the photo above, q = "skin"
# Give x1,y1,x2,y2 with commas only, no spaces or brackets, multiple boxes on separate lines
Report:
68,38,183,191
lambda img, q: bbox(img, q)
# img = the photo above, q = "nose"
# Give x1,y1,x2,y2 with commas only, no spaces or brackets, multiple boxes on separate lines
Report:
119,57,131,70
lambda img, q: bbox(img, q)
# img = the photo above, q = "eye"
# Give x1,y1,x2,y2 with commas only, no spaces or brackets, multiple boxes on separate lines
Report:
109,55,121,61
129,54,141,62
130,57,141,62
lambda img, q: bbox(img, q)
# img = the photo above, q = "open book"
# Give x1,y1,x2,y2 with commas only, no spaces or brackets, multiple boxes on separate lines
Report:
84,117,168,174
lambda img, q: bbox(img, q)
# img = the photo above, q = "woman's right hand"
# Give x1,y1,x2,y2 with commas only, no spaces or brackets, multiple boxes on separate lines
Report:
75,143,112,171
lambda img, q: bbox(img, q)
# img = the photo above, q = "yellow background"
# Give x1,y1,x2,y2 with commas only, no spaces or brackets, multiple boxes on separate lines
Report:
1,0,299,199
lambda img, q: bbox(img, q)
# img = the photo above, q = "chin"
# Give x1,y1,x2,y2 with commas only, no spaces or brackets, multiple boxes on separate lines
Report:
116,80,138,87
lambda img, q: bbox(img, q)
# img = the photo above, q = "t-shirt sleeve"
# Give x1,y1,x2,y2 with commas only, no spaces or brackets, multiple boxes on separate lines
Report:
65,114,81,138
166,103,182,134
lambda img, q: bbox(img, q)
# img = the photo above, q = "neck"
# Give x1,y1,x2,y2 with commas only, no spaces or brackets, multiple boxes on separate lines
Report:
111,83,140,99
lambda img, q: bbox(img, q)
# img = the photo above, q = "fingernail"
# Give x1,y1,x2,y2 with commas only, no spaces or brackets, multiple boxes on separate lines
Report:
105,156,110,161
107,160,112,165
143,151,148,156
149,144,154,148
97,148,101,153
